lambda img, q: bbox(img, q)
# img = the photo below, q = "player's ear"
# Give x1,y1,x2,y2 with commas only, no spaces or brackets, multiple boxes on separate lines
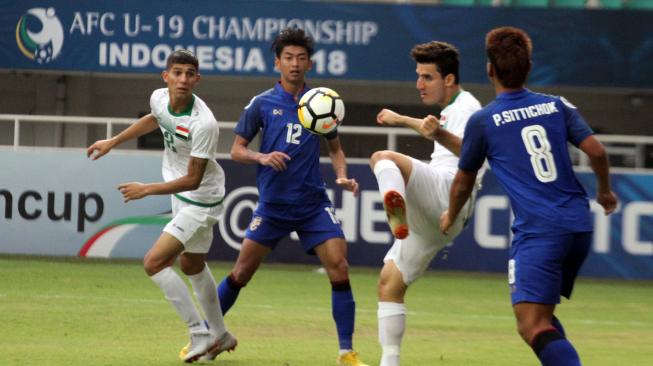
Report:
306,58,313,72
274,57,280,72
162,70,169,83
444,73,455,87
486,62,494,79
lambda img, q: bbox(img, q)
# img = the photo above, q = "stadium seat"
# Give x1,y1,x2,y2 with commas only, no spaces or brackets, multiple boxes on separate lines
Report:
625,0,653,9
512,0,551,7
552,0,587,7
440,0,477,6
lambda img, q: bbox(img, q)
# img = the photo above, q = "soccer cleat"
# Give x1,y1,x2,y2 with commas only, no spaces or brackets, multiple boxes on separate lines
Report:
336,351,369,366
179,331,238,362
178,342,190,361
200,331,238,361
383,190,409,239
181,332,217,363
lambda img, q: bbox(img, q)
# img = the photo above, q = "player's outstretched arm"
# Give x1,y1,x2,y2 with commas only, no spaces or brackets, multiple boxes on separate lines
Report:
420,115,463,156
441,169,477,234
578,135,618,215
87,113,159,160
326,136,359,196
231,134,290,171
376,108,423,131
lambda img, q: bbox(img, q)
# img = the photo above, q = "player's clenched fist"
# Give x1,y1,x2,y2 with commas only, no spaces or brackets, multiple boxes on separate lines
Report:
419,115,440,140
376,108,402,126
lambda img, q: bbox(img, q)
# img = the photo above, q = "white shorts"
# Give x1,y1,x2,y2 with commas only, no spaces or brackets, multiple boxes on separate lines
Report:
163,197,224,254
384,158,474,285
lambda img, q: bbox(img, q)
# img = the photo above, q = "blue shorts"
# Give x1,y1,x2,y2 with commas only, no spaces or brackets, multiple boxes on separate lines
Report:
509,231,592,305
245,200,344,255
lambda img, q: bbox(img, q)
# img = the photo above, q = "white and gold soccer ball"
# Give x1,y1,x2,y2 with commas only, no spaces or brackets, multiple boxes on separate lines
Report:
297,87,345,135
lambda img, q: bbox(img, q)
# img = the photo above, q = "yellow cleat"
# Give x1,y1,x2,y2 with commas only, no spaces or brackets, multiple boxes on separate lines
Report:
337,351,369,366
178,342,190,361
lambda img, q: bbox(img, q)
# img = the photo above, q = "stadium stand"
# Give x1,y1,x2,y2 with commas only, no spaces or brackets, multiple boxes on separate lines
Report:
511,0,550,7
552,0,588,8
597,0,625,8
351,0,653,9
625,0,653,9
441,0,477,5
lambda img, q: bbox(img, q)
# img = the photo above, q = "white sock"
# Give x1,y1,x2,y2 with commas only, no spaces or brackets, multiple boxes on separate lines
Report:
150,267,205,334
188,263,227,337
378,301,406,366
373,160,406,198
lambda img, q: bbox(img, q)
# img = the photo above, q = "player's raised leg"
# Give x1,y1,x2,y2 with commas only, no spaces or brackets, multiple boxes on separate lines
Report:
144,232,216,362
315,238,368,366
370,151,414,240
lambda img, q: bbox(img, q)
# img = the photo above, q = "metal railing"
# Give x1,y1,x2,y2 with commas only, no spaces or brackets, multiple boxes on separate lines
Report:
2,114,652,169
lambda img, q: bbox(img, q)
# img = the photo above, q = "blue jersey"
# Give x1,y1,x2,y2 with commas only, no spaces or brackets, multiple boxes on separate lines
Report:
235,82,337,205
459,89,593,235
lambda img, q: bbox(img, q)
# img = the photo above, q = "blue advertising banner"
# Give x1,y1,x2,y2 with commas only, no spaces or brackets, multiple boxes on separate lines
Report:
1,1,652,87
1,149,651,279
208,160,653,280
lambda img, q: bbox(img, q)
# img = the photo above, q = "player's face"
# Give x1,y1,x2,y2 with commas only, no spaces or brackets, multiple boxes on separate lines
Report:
275,46,312,84
415,63,446,106
163,64,200,98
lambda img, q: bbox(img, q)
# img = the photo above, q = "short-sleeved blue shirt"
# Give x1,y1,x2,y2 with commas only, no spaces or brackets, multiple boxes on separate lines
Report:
459,89,593,235
235,82,337,206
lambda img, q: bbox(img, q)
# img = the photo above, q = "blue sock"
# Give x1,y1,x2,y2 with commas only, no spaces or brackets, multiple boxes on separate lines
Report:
217,274,243,315
531,329,581,366
331,280,355,350
551,316,566,337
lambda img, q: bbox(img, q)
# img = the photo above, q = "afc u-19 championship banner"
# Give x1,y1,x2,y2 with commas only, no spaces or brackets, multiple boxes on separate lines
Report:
0,148,651,280
1,0,653,88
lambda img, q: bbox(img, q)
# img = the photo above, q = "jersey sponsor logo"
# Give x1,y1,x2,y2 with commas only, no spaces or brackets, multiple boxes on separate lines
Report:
16,7,64,64
491,102,559,126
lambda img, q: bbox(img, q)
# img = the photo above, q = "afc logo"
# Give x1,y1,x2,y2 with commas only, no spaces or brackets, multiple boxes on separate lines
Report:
272,109,283,116
16,7,64,64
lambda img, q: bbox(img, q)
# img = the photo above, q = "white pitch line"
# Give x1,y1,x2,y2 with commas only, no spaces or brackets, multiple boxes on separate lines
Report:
34,294,165,304
18,294,651,328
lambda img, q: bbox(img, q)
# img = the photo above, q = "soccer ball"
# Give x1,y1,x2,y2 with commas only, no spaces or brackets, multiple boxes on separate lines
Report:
297,87,345,135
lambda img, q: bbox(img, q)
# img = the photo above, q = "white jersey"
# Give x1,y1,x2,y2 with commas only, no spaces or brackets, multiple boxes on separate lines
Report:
429,90,482,172
150,88,225,206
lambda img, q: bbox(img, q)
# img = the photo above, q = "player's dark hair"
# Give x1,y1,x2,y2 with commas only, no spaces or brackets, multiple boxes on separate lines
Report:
271,27,315,57
411,41,460,84
166,49,199,71
485,27,532,88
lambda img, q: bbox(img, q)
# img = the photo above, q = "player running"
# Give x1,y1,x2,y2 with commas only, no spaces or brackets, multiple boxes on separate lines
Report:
87,50,236,363
186,27,366,366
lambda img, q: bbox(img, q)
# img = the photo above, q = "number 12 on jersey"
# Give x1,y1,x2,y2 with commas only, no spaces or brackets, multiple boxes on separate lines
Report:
520,125,557,183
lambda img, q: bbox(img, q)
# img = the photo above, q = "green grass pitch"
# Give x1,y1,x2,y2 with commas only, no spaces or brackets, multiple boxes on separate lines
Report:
0,255,651,365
